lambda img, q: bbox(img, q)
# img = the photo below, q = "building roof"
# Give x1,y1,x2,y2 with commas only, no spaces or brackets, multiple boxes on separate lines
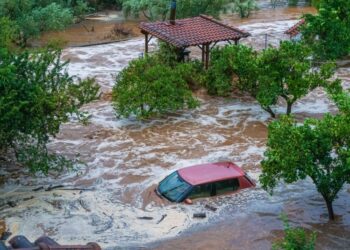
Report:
285,19,305,37
178,162,245,185
139,15,250,48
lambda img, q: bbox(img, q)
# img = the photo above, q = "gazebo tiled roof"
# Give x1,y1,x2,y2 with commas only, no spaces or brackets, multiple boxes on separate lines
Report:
139,14,250,48
285,19,305,37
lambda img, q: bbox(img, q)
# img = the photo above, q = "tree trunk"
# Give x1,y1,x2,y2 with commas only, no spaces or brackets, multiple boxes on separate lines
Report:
286,102,292,115
325,198,335,220
263,106,276,118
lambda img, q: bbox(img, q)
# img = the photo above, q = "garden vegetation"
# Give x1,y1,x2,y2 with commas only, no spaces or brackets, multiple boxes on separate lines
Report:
206,41,337,117
302,0,350,60
0,18,99,174
112,44,202,119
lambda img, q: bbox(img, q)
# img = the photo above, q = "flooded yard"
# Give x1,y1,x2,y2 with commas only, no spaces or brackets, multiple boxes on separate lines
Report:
1,4,350,250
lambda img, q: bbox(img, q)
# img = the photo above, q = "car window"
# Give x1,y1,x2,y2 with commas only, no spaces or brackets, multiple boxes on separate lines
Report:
188,183,213,199
215,179,239,196
158,171,192,202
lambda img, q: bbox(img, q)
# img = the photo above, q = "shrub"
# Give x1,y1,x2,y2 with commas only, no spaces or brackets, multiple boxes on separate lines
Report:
232,0,257,18
206,45,257,96
273,216,317,250
112,56,200,119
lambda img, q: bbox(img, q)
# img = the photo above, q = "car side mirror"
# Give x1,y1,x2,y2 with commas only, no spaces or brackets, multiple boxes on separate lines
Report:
184,198,193,205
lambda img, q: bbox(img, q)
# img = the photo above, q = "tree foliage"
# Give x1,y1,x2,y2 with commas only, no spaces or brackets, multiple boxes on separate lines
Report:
0,0,121,46
0,0,74,45
301,0,350,59
232,0,257,18
259,89,350,220
0,17,16,50
272,215,317,250
122,0,229,21
206,42,337,117
0,47,99,173
112,55,200,119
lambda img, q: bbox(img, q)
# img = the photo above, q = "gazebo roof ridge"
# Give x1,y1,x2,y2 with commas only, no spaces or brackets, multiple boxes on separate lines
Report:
140,14,251,48
285,19,305,37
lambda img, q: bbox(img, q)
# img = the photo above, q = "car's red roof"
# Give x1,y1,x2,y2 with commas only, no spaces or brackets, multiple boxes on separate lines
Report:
178,162,245,186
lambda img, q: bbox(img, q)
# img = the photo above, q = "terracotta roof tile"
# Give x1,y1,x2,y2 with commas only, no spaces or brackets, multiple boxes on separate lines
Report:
140,15,250,48
285,19,305,37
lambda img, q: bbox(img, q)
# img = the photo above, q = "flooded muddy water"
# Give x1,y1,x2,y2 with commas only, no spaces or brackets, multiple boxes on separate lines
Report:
1,5,350,250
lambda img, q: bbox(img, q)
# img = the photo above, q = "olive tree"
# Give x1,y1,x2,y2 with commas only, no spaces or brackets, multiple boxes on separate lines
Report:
0,47,99,173
302,0,350,59
112,56,200,119
260,89,350,220
207,42,337,117
122,0,229,21
232,0,257,18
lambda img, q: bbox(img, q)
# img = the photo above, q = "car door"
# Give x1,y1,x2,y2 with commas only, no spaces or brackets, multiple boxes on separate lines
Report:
188,183,214,199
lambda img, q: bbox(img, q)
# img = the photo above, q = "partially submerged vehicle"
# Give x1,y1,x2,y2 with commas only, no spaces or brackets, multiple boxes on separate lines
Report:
156,162,255,203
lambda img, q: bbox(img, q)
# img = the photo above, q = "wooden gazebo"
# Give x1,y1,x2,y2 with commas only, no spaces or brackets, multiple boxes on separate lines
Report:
139,14,250,69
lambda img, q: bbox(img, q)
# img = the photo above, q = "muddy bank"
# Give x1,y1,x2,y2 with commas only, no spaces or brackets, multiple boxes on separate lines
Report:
35,4,316,47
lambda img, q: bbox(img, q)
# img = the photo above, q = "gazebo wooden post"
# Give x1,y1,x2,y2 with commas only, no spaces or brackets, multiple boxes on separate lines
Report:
205,43,210,69
201,45,205,64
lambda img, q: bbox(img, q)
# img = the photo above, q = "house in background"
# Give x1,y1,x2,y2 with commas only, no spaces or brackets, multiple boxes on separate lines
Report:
285,19,305,41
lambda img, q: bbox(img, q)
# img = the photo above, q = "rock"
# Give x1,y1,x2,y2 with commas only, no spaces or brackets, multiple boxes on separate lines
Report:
205,204,217,212
193,213,206,218
137,216,153,220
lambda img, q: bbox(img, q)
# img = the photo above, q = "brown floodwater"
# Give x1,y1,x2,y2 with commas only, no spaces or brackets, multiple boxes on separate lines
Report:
1,3,350,250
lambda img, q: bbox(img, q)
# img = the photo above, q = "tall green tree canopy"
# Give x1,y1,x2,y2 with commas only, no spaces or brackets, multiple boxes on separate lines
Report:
122,0,230,21
0,0,74,45
0,47,99,173
206,42,337,117
302,0,350,59
259,89,350,220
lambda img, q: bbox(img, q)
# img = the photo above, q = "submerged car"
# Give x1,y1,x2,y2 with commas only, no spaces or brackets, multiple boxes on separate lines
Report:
156,162,255,202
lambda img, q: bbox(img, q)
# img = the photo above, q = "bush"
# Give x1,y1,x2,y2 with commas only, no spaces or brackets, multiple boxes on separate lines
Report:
112,56,200,119
273,216,316,250
0,17,16,50
232,0,257,18
206,45,257,96
122,0,229,21
0,47,99,173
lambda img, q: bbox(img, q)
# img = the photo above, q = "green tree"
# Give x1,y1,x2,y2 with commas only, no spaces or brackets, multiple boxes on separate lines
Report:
112,56,200,119
122,0,229,21
207,42,337,117
0,17,16,50
310,0,321,8
232,0,257,18
0,47,99,173
206,44,258,97
259,90,350,220
302,0,350,59
0,0,98,46
272,215,316,250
